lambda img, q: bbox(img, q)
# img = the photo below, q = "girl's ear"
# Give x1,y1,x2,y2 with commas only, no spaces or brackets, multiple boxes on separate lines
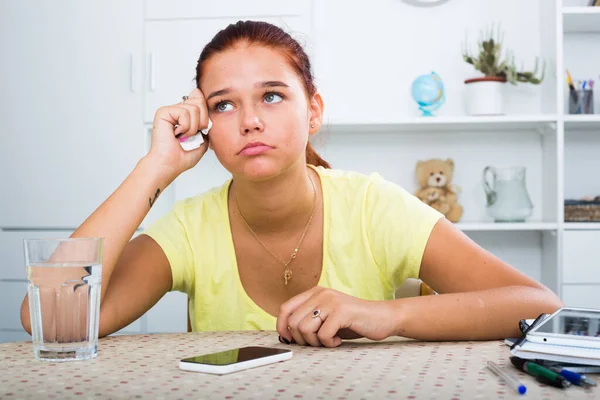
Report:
308,92,324,135
203,134,213,151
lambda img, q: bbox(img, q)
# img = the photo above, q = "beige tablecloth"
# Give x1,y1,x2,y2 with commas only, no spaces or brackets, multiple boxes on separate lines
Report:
1,331,598,399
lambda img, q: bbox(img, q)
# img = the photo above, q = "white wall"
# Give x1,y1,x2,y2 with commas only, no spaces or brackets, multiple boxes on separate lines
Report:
312,0,546,122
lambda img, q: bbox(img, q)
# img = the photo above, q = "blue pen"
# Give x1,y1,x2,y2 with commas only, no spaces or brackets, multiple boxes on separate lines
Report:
583,80,587,90
548,366,597,387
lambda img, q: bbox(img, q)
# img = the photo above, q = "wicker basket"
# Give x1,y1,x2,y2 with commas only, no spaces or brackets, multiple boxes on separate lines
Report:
564,199,600,222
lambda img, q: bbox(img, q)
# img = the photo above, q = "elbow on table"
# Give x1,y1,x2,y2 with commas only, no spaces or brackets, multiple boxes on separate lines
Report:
536,286,564,313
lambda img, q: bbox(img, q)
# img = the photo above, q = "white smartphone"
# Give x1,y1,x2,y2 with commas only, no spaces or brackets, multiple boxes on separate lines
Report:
526,307,600,349
179,346,293,375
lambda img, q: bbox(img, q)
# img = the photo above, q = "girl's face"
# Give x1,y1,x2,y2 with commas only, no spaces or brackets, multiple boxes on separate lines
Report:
199,44,322,181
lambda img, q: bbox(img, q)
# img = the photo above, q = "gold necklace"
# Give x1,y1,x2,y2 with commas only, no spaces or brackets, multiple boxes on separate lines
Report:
235,173,317,286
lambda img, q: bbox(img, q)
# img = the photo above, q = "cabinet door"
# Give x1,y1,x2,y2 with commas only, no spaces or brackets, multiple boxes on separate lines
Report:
145,0,309,20
144,15,311,123
562,285,600,309
0,0,145,229
562,231,600,284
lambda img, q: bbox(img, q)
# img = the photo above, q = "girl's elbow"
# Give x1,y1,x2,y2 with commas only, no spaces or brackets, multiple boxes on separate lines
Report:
20,306,32,336
538,287,563,312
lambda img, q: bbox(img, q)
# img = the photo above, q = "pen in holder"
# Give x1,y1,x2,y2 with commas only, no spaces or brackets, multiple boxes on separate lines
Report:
569,89,594,114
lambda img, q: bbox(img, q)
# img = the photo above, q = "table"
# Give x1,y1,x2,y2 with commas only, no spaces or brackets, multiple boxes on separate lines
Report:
1,331,598,399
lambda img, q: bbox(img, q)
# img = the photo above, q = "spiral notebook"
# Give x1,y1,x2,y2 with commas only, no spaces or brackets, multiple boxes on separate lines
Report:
504,314,600,372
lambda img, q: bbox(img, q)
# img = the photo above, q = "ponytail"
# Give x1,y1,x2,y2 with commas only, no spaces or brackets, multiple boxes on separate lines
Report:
306,142,330,169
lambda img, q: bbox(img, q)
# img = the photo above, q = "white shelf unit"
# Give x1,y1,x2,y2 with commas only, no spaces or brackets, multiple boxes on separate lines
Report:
563,6,600,33
564,114,600,130
561,0,600,309
564,222,600,230
312,0,600,307
325,115,558,133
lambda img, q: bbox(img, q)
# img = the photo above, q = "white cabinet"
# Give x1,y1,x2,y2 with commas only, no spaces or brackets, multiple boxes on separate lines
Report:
144,14,311,123
145,0,309,20
560,1,600,303
562,231,600,284
562,285,600,309
0,0,145,229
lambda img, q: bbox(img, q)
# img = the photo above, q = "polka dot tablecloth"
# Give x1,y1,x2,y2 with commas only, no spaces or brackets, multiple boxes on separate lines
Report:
1,331,598,399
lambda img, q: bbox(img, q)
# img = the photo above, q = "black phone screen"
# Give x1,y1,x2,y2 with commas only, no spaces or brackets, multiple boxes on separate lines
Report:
180,346,291,366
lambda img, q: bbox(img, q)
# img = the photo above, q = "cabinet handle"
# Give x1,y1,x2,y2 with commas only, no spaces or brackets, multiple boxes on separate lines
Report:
130,53,136,93
149,52,155,92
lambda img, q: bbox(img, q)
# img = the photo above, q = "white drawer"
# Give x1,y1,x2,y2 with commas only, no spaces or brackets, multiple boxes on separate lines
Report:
562,285,600,309
0,281,28,330
145,0,309,20
0,230,74,280
562,231,600,283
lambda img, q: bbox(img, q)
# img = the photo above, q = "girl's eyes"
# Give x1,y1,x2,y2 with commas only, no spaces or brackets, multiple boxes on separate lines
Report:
215,102,233,112
264,92,283,104
212,92,284,113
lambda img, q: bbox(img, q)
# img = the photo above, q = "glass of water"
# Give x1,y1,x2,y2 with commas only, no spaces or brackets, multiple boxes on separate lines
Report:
24,237,103,362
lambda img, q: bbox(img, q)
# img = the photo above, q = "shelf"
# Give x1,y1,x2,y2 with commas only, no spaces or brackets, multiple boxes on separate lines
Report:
324,115,558,133
564,115,600,130
455,222,558,231
563,7,600,33
564,222,600,230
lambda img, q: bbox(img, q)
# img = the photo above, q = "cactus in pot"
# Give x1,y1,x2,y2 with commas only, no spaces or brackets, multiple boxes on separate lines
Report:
462,23,545,115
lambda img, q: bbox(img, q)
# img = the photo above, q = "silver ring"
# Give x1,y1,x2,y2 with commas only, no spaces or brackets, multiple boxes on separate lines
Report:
181,95,189,103
312,309,321,319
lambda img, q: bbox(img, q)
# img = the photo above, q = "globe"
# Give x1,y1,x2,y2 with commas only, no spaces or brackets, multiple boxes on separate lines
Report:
411,71,445,116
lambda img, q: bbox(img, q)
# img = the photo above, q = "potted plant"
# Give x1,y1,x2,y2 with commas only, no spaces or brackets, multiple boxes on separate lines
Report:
462,24,545,116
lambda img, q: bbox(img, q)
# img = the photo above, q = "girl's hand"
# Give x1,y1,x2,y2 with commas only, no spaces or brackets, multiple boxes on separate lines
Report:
276,286,398,348
147,88,210,180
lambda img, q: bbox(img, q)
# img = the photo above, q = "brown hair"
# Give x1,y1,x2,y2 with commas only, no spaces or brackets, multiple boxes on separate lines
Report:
195,20,330,169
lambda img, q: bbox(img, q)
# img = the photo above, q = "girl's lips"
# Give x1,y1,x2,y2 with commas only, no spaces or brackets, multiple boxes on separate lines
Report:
238,142,273,156
239,144,272,156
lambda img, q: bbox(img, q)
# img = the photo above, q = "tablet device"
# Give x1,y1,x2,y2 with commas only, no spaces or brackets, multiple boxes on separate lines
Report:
179,346,292,375
526,307,600,349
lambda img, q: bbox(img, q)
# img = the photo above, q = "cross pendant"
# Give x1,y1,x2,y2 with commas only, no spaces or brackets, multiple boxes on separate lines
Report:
283,268,292,285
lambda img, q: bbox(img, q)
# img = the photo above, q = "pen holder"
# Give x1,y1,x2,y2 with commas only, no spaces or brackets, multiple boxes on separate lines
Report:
569,89,594,114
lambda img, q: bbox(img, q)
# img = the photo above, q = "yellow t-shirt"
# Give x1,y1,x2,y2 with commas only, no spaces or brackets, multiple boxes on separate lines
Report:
142,165,443,331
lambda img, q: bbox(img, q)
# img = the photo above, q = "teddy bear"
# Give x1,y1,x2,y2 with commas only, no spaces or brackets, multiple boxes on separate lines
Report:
414,158,463,222
417,187,451,215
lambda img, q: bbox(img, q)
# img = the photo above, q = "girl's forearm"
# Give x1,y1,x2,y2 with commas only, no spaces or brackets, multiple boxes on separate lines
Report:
389,286,563,341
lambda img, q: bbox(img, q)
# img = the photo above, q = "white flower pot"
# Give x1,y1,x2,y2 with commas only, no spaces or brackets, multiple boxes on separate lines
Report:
464,77,506,116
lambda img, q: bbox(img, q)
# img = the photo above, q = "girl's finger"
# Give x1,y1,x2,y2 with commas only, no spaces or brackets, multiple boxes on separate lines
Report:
276,286,321,342
296,311,325,347
316,314,344,348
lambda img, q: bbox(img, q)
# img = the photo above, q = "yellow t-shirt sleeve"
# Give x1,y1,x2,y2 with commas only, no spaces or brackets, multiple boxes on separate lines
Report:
141,201,195,295
365,174,444,290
